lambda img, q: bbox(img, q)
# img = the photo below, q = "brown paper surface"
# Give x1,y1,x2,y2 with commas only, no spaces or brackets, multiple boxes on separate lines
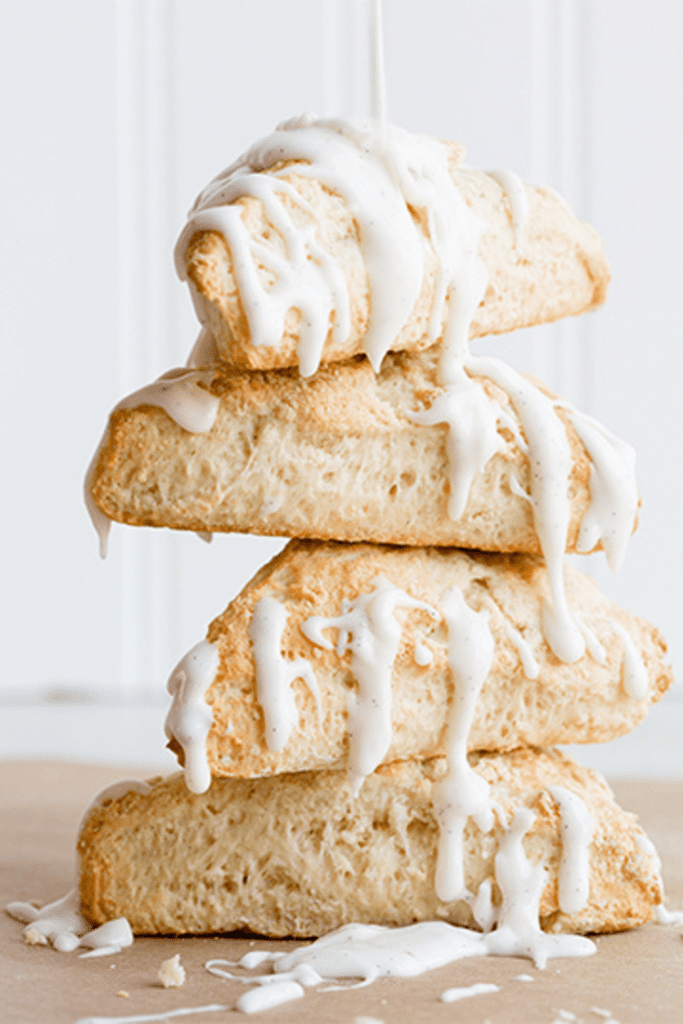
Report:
2,760,682,1024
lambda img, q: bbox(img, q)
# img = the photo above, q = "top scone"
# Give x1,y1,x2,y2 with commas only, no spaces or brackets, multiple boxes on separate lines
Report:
175,116,610,376
89,118,625,578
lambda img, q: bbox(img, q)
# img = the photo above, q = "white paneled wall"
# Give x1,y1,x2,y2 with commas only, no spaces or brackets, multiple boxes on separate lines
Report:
1,1,681,713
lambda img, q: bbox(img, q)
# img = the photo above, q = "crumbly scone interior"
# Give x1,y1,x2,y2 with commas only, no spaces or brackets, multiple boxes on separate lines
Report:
78,748,661,939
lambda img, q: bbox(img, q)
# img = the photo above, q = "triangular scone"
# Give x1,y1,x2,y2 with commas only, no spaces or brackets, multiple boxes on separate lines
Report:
182,163,610,373
165,540,671,784
78,748,661,939
89,346,627,553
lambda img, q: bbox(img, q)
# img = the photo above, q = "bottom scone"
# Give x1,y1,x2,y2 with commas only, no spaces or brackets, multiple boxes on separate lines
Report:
79,747,660,939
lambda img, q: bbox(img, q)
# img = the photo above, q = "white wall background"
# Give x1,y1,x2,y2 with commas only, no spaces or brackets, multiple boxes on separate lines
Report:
0,1,681,769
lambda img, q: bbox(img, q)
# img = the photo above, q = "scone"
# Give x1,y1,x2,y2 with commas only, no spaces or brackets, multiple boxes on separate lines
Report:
88,345,636,556
164,539,672,787
78,748,661,939
176,118,609,374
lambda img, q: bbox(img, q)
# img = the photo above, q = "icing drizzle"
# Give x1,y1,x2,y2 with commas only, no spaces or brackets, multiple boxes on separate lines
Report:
248,596,320,752
548,785,594,915
432,588,495,902
301,576,438,793
164,639,220,794
175,115,484,377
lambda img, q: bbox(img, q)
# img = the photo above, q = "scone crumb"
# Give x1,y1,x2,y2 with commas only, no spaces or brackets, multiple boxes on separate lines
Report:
116,990,130,998
24,926,47,946
158,953,186,988
589,1012,613,1020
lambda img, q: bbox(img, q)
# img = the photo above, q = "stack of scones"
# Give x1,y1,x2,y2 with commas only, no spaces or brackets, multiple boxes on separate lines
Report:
82,116,672,956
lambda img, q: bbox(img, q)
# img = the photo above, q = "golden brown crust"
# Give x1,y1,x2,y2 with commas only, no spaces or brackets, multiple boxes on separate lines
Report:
89,347,605,552
184,162,610,372
78,748,661,938
162,539,672,780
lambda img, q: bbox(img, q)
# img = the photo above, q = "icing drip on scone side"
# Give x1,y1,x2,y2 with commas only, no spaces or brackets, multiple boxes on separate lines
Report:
432,588,495,902
500,619,540,679
413,640,433,666
464,356,585,663
301,577,438,794
487,169,530,250
165,639,220,794
408,368,504,521
547,786,594,915
484,807,595,968
85,368,220,558
576,614,608,665
248,596,320,753
561,405,638,572
175,115,484,377
602,617,649,700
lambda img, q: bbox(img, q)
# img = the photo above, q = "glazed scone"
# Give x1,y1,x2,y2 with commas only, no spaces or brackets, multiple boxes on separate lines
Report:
78,748,661,938
88,346,626,553
165,540,672,783
179,138,610,373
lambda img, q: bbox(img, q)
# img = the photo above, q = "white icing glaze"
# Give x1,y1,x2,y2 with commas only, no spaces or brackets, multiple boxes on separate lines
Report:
6,889,90,950
164,639,220,794
440,981,499,1003
84,368,220,557
488,169,530,250
508,471,534,503
205,954,320,988
274,921,488,983
79,918,134,955
471,877,497,933
575,615,608,666
301,577,437,793
563,406,638,572
248,596,320,752
236,981,305,1014
501,619,540,679
432,587,494,902
548,786,594,915
6,892,133,957
409,368,502,520
654,904,683,926
413,641,433,666
485,807,596,968
6,778,148,954
175,116,485,377
602,617,649,700
466,355,585,664
74,1008,229,1024
269,878,593,983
